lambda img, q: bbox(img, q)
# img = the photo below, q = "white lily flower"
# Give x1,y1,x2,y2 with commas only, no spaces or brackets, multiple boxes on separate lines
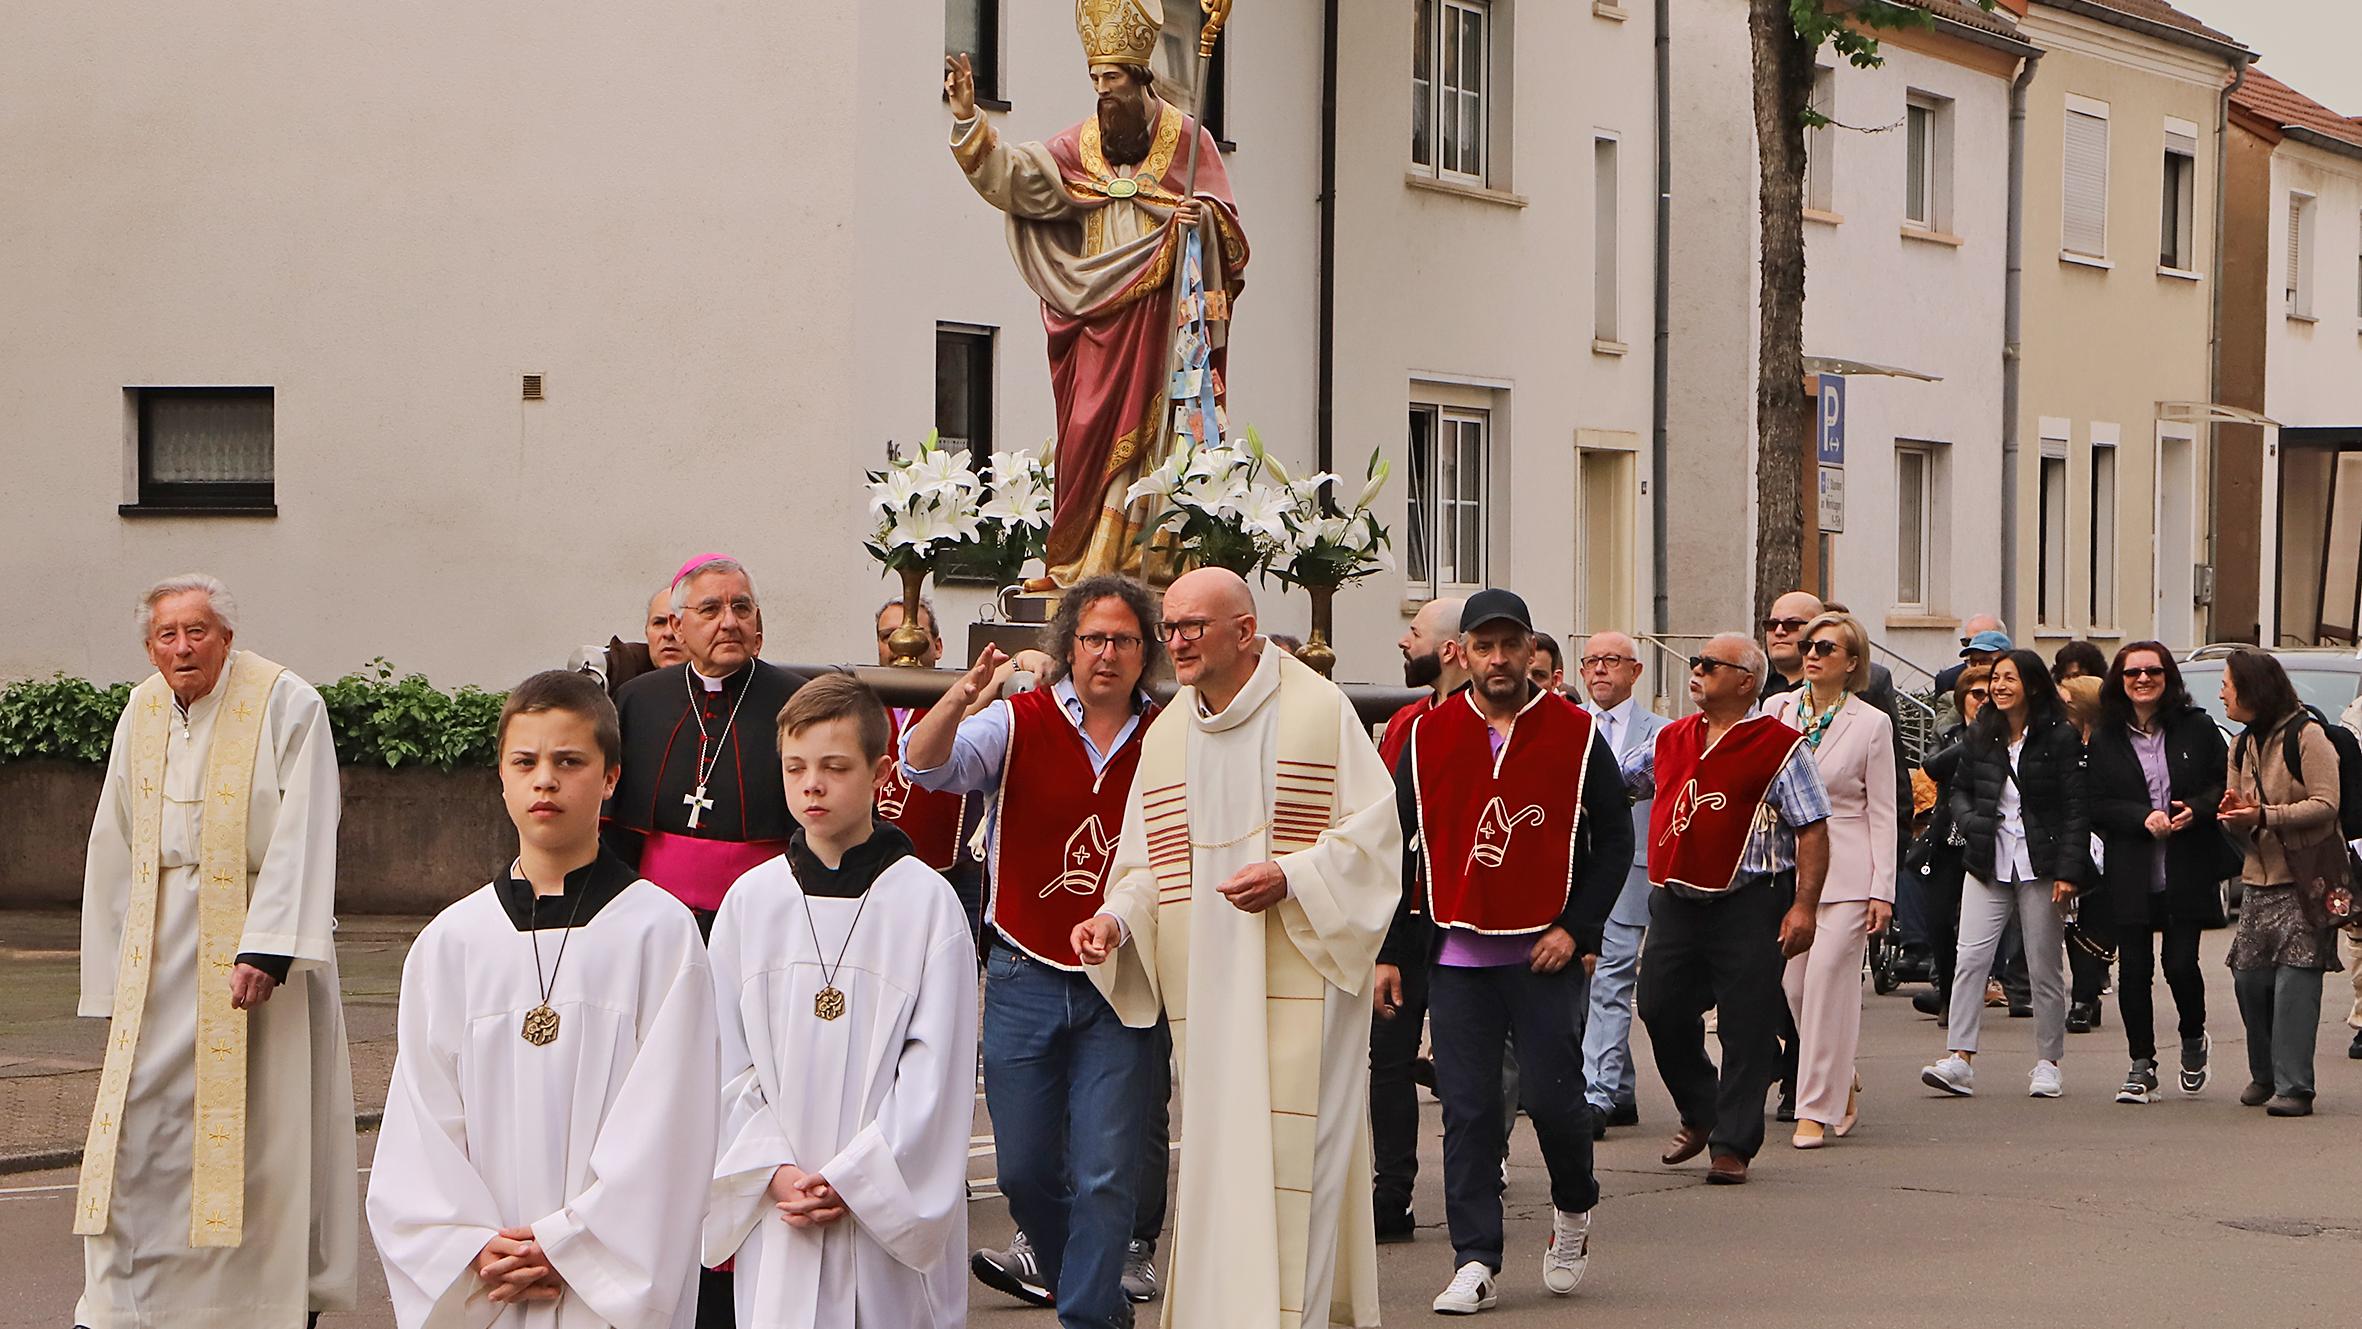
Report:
906,446,981,498
1234,483,1296,543
868,465,929,516
1352,457,1391,514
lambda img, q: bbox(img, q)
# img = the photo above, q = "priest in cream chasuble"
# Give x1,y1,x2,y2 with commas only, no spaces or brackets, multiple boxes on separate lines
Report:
75,579,358,1329
1082,572,1399,1329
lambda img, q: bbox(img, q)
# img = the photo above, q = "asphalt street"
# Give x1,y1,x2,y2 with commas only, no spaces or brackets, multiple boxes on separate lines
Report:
1,928,2352,1327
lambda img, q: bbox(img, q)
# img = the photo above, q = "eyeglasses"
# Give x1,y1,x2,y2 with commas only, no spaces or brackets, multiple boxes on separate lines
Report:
1761,617,1811,635
1579,654,1637,669
688,596,756,621
2122,666,2167,680
1155,620,1211,642
1689,655,1748,675
1801,639,1846,659
1075,632,1144,655
1967,687,1991,701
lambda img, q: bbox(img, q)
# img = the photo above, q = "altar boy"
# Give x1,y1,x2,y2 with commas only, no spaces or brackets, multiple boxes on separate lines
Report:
704,675,979,1328
368,671,720,1328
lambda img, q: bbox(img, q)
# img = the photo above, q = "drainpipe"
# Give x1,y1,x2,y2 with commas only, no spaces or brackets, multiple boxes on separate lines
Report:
2000,50,2040,625
1650,0,1672,637
2204,57,2251,642
1316,0,1340,481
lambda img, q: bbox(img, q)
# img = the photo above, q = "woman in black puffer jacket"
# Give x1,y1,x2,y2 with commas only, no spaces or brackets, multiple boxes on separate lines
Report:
2085,642,2232,1105
1920,650,2090,1100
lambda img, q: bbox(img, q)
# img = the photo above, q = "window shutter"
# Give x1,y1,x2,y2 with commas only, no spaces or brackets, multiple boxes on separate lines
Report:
2062,109,2108,256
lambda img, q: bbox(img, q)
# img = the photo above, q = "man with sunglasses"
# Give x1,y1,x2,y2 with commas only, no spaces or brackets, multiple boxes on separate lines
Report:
1621,633,1832,1185
901,574,1168,1326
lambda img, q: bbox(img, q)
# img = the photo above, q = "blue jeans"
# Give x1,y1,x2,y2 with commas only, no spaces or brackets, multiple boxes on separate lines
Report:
1582,915,1645,1113
982,941,1154,1329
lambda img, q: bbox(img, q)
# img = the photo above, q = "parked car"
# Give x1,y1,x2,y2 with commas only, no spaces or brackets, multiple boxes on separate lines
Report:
2177,646,2362,916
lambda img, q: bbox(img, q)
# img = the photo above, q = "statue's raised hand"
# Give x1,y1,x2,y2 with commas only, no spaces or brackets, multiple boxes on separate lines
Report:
945,53,977,121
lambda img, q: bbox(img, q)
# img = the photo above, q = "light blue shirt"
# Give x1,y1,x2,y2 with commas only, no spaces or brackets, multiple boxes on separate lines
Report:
902,677,1151,796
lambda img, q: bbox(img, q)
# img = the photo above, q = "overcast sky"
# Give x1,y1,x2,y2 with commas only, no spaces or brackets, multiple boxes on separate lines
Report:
2168,0,2362,115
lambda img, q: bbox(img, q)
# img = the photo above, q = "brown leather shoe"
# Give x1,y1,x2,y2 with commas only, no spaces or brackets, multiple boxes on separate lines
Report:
1660,1124,1708,1166
1707,1154,1750,1185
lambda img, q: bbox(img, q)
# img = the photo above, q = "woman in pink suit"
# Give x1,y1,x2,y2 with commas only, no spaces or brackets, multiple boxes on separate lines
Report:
1764,612,1898,1148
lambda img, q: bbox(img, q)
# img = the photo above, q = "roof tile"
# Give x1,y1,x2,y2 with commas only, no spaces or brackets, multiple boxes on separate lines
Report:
2233,67,2362,152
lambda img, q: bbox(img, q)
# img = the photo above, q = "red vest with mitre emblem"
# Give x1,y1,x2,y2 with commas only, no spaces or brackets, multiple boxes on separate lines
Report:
881,706,968,872
991,685,1159,969
1645,713,1804,894
1411,689,1594,933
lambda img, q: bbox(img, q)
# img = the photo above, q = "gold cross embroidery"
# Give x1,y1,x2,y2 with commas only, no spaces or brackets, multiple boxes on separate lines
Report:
98,1114,115,1133
139,778,156,797
211,957,233,972
144,698,162,716
127,946,143,965
208,1042,234,1061
115,1031,132,1050
214,786,237,806
83,1198,103,1220
231,702,254,721
204,1213,226,1231
210,869,236,885
206,1127,231,1146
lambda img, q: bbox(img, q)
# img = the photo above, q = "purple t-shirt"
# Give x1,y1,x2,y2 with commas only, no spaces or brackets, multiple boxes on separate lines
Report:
2129,725,2172,893
1436,724,1543,968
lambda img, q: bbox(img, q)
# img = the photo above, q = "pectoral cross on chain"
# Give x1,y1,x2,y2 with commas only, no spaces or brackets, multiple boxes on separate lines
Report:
684,785,716,830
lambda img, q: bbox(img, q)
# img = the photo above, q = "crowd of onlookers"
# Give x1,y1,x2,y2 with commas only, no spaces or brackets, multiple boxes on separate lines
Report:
1899,623,2361,1112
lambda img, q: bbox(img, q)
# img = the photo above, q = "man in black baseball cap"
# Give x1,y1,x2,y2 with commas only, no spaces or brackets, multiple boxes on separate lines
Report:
1380,586,1632,1312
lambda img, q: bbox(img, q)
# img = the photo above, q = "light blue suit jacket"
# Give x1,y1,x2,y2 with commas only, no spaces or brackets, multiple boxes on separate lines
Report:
1585,695,1669,927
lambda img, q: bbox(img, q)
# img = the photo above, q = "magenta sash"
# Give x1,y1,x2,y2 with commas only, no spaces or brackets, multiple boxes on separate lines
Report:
638,831,787,912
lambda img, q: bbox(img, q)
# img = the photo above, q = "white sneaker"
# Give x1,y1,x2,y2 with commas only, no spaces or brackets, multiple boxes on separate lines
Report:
2029,1060,2063,1098
1433,1261,1498,1315
1921,1054,1975,1097
1542,1208,1592,1295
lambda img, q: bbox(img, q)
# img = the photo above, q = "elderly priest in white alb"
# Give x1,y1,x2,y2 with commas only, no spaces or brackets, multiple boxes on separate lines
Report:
75,575,358,1329
1074,569,1402,1329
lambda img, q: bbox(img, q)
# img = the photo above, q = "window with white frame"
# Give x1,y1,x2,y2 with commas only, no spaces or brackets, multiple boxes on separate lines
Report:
2160,121,2197,270
1904,93,1950,230
1805,65,1836,214
1895,443,1937,610
2288,191,2316,319
2038,447,2069,626
1593,136,1620,342
2063,98,2110,258
1412,0,1489,183
2089,441,2118,626
1407,402,1491,592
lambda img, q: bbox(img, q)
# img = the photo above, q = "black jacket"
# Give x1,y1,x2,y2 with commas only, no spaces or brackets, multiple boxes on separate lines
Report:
1946,715,2090,885
1379,690,1634,969
2084,706,2233,927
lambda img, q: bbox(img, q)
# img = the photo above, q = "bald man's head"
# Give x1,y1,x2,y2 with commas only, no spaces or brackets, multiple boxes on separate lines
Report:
1161,566,1260,697
1400,596,1467,691
1765,590,1824,675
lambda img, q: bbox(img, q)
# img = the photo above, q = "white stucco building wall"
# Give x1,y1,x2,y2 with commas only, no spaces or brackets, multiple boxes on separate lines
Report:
0,0,1657,690
1802,29,2022,674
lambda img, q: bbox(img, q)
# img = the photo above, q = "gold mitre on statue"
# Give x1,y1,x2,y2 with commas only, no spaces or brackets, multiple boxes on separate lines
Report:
1076,0,1162,70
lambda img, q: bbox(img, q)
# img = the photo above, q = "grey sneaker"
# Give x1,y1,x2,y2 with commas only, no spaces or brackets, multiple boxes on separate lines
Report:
1921,1054,1974,1097
1121,1238,1159,1304
970,1231,1053,1308
2179,1033,2211,1095
2115,1059,2159,1104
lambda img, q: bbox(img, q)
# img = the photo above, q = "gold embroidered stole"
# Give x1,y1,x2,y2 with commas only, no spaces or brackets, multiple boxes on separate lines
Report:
75,652,286,1247
1137,651,1340,1329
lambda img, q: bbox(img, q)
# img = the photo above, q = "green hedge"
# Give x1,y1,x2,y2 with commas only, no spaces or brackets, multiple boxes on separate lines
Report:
0,659,506,771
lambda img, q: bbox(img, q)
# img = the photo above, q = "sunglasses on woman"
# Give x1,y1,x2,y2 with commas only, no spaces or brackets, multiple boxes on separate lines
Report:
1800,639,1845,659
2122,666,2167,680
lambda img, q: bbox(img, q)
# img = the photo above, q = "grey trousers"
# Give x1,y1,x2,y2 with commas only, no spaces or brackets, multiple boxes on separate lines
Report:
1948,875,2068,1063
2232,964,2325,1098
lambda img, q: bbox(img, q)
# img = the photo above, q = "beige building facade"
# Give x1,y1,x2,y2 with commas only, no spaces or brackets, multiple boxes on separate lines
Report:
2010,0,2248,654
0,1,1658,690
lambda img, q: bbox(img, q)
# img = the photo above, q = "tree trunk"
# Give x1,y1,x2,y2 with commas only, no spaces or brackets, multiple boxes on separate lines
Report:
1747,0,1818,623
